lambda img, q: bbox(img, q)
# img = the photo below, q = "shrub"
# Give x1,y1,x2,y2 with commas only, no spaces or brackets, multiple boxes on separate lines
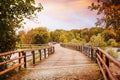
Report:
107,39,118,47
107,49,118,58
71,39,80,43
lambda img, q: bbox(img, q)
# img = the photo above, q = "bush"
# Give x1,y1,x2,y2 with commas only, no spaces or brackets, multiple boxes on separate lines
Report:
107,49,118,58
90,34,107,47
107,39,118,47
71,39,80,43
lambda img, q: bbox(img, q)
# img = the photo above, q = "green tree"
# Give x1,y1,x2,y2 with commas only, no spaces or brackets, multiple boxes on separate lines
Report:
71,38,80,44
89,27,103,36
90,34,107,47
33,27,50,44
50,30,62,42
0,0,43,79
59,35,68,43
107,39,118,47
81,28,89,42
107,49,118,58
0,0,43,52
101,28,116,41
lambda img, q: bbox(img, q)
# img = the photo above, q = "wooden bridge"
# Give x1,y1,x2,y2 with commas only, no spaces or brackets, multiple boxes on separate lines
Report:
0,44,120,80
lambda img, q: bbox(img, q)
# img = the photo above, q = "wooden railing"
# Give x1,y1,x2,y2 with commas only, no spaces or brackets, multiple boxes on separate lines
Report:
0,46,55,76
61,43,120,80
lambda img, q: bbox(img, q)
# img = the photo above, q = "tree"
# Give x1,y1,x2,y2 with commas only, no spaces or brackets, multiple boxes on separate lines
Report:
89,0,120,42
81,28,89,42
89,0,120,29
107,49,118,58
90,34,106,47
89,27,103,36
71,38,80,44
32,27,50,44
50,30,62,42
101,28,116,41
18,30,26,44
59,35,68,43
107,39,118,47
0,0,43,52
0,0,43,79
25,29,34,44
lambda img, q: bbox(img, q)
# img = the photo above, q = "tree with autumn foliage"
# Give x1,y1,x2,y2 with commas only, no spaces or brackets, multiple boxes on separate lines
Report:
89,0,120,42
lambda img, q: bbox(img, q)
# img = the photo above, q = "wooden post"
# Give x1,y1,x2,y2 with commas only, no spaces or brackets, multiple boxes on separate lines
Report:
53,47,55,53
22,51,27,68
47,48,50,56
91,48,94,60
44,49,46,58
32,51,35,64
105,56,109,79
39,50,42,60
18,52,22,70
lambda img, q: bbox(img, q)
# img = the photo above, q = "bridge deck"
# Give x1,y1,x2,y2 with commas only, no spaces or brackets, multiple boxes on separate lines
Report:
8,44,101,80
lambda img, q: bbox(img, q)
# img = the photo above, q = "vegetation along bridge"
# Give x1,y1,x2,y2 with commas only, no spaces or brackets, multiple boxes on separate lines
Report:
0,44,120,80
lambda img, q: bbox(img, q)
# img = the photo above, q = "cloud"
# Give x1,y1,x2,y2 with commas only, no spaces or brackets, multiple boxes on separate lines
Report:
22,0,100,31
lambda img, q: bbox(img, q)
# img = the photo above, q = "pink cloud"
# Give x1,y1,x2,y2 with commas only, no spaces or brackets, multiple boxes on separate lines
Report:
32,0,100,30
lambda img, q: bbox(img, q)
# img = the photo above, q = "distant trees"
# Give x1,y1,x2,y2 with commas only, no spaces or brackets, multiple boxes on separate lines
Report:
18,27,50,44
33,27,50,44
90,34,106,47
101,28,116,41
18,26,119,47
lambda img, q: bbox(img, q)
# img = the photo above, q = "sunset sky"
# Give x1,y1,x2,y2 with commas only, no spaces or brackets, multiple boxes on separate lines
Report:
21,0,101,32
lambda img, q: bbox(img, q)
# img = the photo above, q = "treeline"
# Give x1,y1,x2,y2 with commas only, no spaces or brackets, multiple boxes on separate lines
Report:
18,26,120,47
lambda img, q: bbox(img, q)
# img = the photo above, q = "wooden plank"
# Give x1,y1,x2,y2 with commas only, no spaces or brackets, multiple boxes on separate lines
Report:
0,63,24,76
97,53,116,80
0,56,24,66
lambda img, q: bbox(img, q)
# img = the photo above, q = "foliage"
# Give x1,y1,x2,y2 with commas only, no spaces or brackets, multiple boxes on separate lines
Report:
90,34,107,47
25,29,34,44
59,35,68,43
107,49,118,58
0,0,43,52
79,38,86,45
101,28,116,41
18,30,26,44
18,27,50,44
71,38,80,44
89,0,120,42
89,0,120,29
107,39,118,47
32,27,50,44
89,27,103,36
0,0,43,79
50,30,61,42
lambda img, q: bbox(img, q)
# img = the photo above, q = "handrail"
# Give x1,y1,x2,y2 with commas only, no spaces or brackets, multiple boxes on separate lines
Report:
0,46,55,76
97,48,120,68
61,43,120,80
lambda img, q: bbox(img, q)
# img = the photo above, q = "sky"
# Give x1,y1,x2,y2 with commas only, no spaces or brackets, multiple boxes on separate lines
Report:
20,0,101,32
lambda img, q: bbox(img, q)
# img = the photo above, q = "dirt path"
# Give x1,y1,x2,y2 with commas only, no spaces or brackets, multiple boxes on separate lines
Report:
8,44,101,80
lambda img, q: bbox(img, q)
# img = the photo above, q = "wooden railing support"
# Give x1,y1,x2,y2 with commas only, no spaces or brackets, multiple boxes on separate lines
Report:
32,51,35,64
39,50,42,60
18,52,22,70
22,51,27,68
44,49,46,58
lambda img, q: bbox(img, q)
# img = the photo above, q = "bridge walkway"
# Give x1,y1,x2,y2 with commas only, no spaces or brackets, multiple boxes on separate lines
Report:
8,44,101,80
